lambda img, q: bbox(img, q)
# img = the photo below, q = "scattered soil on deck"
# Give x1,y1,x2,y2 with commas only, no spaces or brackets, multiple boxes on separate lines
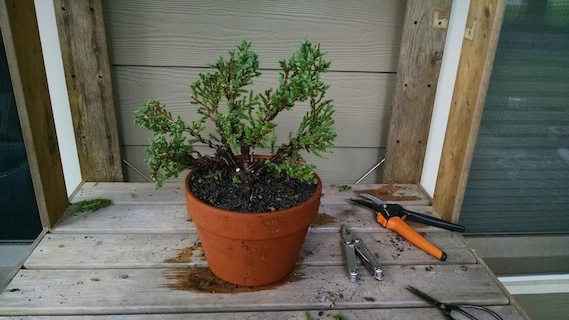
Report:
312,212,336,226
165,267,305,293
164,243,204,263
358,184,421,201
383,234,413,259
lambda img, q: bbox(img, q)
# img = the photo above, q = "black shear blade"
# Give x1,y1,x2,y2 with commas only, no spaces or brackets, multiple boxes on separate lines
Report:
350,198,382,212
404,211,466,233
406,286,444,307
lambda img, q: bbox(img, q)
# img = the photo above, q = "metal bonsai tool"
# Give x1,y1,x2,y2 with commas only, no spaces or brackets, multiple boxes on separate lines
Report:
351,193,466,261
341,225,384,282
406,286,504,320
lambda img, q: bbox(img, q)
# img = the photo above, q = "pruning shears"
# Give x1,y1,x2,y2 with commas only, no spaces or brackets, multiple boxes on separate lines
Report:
351,193,465,261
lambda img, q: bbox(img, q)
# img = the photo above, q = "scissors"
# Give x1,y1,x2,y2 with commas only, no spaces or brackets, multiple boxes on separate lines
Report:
351,193,465,261
406,286,503,320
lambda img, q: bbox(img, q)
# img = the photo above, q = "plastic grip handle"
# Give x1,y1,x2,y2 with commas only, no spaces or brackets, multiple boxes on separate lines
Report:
383,216,447,261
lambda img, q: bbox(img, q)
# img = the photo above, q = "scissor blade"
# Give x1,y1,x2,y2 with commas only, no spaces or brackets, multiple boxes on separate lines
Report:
350,198,383,212
360,193,386,205
406,286,444,307
341,225,354,243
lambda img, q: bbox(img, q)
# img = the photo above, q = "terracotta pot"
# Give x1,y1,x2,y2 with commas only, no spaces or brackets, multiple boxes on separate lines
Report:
185,168,322,287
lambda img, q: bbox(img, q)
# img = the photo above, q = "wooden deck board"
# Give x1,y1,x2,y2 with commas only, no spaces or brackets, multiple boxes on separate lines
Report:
0,306,524,320
0,183,527,318
71,183,431,205
0,265,507,316
53,203,439,235
24,232,475,269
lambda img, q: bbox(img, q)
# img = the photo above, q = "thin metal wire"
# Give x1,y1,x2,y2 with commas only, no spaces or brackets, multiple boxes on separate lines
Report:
122,159,153,183
354,158,385,184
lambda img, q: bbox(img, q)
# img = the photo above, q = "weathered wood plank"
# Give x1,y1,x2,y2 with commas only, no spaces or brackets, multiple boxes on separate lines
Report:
0,0,68,228
115,67,395,148
51,203,438,234
103,0,405,72
53,204,192,233
70,183,431,205
0,306,525,320
24,232,476,269
0,265,509,316
432,0,506,222
54,0,123,182
382,0,452,184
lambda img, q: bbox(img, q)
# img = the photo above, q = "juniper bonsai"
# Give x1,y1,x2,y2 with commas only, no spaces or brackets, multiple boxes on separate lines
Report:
135,39,336,204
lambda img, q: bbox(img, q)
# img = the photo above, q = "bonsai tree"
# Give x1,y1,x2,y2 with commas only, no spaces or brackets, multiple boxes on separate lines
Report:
135,39,336,212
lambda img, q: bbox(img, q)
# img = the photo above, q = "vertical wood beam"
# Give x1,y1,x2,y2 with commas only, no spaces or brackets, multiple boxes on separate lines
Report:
0,0,68,228
383,0,452,184
54,0,123,182
432,0,506,222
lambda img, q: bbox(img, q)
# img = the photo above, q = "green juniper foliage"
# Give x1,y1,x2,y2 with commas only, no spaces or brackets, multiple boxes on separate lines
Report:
135,40,335,192
70,198,111,213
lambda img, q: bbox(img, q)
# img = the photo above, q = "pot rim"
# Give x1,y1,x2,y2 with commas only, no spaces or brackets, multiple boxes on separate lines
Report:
184,168,322,217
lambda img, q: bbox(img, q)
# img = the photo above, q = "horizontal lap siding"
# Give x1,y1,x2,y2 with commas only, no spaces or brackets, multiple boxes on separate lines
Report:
104,0,405,183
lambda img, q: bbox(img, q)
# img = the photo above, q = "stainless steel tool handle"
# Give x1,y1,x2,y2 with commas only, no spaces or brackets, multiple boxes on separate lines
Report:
343,242,360,282
354,239,384,281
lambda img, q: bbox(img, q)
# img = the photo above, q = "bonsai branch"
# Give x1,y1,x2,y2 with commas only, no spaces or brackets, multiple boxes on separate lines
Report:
135,39,336,190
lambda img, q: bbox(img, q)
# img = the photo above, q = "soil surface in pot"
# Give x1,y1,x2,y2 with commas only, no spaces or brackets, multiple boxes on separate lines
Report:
189,168,317,213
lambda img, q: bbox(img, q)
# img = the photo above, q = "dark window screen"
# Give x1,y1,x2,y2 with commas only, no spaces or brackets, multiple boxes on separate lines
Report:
0,28,42,241
459,0,569,234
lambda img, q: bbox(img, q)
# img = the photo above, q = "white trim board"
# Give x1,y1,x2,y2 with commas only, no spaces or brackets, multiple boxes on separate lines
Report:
500,274,569,295
34,0,82,197
421,0,470,197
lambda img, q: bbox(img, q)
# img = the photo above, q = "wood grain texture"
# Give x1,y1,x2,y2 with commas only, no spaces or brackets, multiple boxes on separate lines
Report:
54,0,123,182
103,0,405,72
0,306,525,320
0,183,526,318
68,182,431,206
382,0,452,184
115,67,395,148
0,266,509,316
432,0,506,222
55,183,432,233
0,0,68,228
24,232,476,269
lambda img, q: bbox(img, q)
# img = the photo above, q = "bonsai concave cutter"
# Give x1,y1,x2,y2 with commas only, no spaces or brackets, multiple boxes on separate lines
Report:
341,225,384,282
351,193,465,261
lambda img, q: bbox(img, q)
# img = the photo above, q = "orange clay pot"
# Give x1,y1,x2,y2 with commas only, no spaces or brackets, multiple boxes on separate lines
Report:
185,169,322,287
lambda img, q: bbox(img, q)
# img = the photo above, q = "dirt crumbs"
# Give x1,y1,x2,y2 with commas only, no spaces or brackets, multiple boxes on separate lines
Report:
312,213,336,226
359,184,421,201
383,234,413,259
164,243,204,263
165,267,305,293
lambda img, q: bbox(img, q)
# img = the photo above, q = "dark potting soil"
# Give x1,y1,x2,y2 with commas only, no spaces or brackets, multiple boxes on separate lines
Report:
189,168,317,213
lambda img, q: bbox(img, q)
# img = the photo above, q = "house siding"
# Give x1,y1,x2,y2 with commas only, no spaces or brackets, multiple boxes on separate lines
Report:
102,0,406,183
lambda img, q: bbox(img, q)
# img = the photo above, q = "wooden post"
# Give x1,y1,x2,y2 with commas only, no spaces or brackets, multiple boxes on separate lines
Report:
432,0,506,222
383,0,452,184
54,0,123,182
0,0,68,228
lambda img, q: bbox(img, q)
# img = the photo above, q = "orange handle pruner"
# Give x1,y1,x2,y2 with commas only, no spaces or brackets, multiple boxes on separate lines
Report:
377,214,447,261
353,193,451,261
